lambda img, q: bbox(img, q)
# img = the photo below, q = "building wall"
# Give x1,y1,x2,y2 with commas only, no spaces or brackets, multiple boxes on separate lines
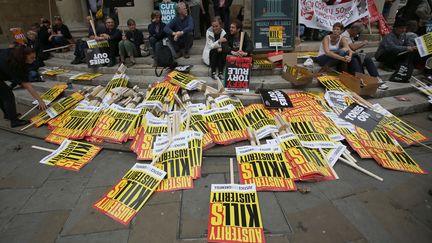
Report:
0,0,58,44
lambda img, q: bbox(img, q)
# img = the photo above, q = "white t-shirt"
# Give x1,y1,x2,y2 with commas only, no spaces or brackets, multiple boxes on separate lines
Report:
341,31,354,44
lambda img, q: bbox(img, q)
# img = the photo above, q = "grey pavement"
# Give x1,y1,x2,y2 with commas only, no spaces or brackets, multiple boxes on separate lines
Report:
0,112,431,243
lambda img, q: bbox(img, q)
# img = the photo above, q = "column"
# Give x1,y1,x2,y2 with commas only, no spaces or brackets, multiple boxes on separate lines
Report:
387,0,400,24
244,0,251,28
55,0,87,30
117,0,153,30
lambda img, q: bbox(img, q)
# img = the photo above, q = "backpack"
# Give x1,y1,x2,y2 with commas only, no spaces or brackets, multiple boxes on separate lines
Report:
154,40,177,77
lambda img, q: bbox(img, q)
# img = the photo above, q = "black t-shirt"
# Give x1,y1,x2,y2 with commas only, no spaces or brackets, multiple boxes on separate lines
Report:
52,24,72,39
0,49,29,85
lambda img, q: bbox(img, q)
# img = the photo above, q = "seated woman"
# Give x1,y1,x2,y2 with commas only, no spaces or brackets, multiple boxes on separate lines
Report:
118,18,144,66
202,17,227,80
148,10,166,65
316,22,360,74
49,16,73,48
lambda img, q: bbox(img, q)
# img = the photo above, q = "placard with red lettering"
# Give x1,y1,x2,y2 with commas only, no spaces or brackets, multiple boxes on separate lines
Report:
224,56,252,92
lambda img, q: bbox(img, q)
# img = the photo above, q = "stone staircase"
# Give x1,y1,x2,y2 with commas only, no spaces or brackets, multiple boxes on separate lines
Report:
13,39,431,117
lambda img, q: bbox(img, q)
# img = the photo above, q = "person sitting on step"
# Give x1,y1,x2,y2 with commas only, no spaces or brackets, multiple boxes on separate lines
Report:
148,10,167,66
164,2,194,59
203,16,227,80
118,18,144,67
71,16,106,65
341,23,388,90
222,19,253,58
49,16,74,48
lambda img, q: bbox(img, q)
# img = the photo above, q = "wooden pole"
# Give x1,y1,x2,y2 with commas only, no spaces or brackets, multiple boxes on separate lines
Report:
19,104,38,119
339,157,383,181
89,10,97,38
21,114,49,131
230,158,235,184
32,145,55,153
239,32,245,52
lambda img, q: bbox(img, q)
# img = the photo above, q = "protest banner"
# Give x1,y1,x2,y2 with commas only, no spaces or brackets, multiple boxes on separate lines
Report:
93,163,166,224
145,82,179,111
207,184,265,243
241,104,278,139
214,95,244,111
259,89,293,108
129,103,154,139
153,131,202,191
47,103,80,130
288,119,336,149
340,103,384,132
236,145,296,191
317,76,349,92
39,139,102,171
69,72,103,81
50,106,103,140
160,2,177,24
92,104,141,143
274,133,336,181
133,112,168,160
105,73,129,92
167,70,205,91
224,56,252,92
181,109,214,150
415,33,432,58
269,26,283,47
41,68,70,76
299,0,369,31
86,39,109,49
204,105,248,145
369,148,427,174
86,48,110,67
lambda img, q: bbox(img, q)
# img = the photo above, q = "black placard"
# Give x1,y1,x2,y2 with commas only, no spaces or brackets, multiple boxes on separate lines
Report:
339,103,384,132
259,89,293,108
86,48,110,68
251,0,297,52
108,0,134,7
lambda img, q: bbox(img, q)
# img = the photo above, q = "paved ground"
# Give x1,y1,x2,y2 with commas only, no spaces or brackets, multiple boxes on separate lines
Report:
0,112,431,243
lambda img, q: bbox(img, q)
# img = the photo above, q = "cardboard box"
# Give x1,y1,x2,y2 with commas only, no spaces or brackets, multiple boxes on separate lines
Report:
281,65,314,87
339,72,379,96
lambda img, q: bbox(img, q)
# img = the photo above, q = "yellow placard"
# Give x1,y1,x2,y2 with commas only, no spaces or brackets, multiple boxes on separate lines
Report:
269,26,283,47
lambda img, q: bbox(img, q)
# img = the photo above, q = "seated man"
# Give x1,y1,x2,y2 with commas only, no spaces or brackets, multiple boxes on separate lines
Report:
148,10,166,59
341,23,388,90
222,19,253,57
375,19,418,75
49,16,73,47
164,2,194,59
71,16,106,64
118,18,144,66
96,17,122,67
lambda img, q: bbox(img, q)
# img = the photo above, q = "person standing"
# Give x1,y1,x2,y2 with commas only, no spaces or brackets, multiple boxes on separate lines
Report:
185,0,201,39
203,17,227,79
118,19,144,66
164,2,194,58
0,47,47,127
212,0,233,31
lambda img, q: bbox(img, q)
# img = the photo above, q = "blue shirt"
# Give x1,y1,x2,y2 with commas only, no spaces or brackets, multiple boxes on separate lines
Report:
163,15,194,35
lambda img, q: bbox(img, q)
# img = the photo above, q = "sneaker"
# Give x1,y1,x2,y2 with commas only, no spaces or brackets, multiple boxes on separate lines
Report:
377,77,385,84
184,51,190,59
428,114,432,121
211,72,218,80
70,57,82,65
378,83,389,90
11,119,29,128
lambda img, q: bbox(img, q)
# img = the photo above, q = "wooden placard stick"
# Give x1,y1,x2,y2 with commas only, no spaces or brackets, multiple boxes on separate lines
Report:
31,145,55,153
174,94,186,110
19,104,39,119
338,156,383,181
239,32,245,52
215,76,225,93
42,45,72,53
319,148,339,180
21,113,49,131
151,117,173,165
230,158,235,184
89,10,98,38
185,108,192,131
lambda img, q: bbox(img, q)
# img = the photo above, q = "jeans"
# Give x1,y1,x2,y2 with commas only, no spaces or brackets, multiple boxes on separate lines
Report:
52,36,69,47
118,40,138,58
316,50,348,67
168,32,194,53
209,49,226,73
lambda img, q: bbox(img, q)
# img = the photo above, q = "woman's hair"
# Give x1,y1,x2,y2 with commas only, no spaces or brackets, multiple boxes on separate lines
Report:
127,18,136,26
212,16,222,25
333,22,344,30
231,19,243,30
7,46,35,75
151,10,161,20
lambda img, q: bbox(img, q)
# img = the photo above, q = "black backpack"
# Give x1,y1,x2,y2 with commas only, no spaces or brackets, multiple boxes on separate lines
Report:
154,41,177,77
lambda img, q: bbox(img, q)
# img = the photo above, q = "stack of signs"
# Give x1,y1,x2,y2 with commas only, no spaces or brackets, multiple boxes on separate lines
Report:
92,104,141,143
129,102,154,139
41,68,70,76
31,92,84,127
273,133,337,181
167,71,205,90
317,76,349,92
180,108,214,150
33,83,68,106
224,56,252,92
236,145,296,191
259,89,293,108
241,104,278,139
207,184,265,243
69,72,103,81
47,106,103,144
39,139,101,171
144,82,179,111
203,104,248,145
160,2,177,24
93,163,166,224
105,73,129,92
132,112,168,160
214,95,244,111
152,131,203,192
